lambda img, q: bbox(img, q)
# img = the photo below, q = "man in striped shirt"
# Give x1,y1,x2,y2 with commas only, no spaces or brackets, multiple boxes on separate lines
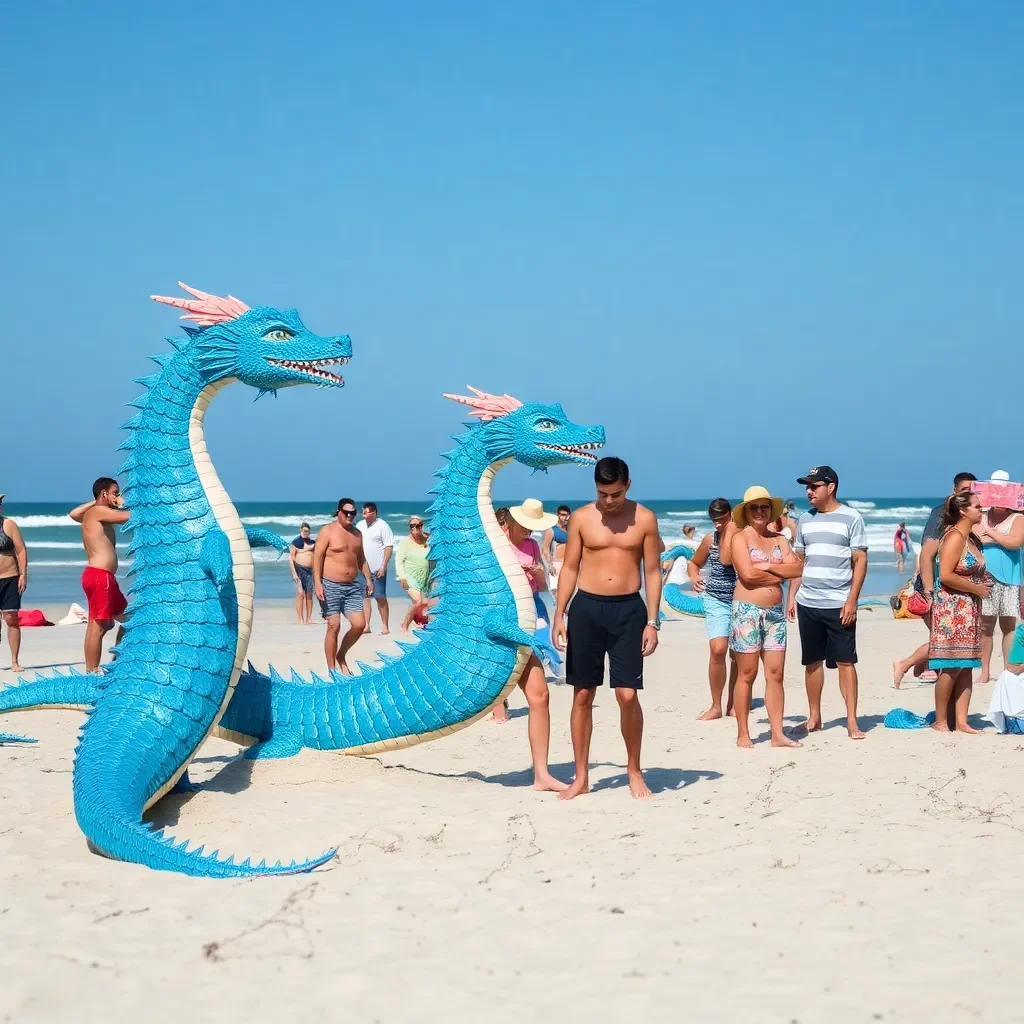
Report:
786,466,868,739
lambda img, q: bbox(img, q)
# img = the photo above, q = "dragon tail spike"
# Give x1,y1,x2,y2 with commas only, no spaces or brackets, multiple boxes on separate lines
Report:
79,810,335,879
354,661,376,676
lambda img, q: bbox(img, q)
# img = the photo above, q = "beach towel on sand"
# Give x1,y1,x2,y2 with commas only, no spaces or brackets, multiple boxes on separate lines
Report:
987,670,1024,734
16,609,53,627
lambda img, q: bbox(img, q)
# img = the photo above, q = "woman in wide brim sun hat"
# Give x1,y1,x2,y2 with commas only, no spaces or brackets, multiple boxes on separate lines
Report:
732,486,785,528
508,498,558,533
727,484,803,750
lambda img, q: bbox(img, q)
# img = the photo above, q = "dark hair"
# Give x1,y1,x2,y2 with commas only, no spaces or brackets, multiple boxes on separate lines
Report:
300,522,310,530
594,456,629,486
362,501,378,513
557,505,571,514
938,491,979,533
953,472,977,488
494,506,510,527
337,497,356,512
92,477,117,499
707,497,732,519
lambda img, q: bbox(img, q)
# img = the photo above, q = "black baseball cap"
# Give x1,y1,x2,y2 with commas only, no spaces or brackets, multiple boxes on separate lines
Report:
797,465,839,487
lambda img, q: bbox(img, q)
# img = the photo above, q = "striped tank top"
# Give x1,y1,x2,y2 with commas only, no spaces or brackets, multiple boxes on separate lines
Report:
704,530,737,602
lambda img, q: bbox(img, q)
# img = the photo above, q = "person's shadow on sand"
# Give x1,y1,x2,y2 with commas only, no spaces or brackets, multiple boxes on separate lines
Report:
387,760,722,793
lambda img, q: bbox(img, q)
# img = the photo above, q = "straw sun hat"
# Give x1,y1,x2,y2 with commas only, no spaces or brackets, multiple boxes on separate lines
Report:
732,486,785,527
508,498,558,533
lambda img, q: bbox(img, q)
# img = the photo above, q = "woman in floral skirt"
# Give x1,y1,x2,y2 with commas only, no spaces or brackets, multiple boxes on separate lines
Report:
928,491,991,732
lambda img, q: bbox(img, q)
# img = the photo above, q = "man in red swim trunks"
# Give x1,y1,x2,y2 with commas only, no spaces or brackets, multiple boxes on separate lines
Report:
69,477,130,673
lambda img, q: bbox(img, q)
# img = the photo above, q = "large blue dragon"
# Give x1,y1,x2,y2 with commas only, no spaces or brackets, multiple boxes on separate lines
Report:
1,379,605,870
13,284,352,878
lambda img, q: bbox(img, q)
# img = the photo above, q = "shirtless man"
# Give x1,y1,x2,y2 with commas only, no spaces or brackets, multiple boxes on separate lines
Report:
0,493,28,672
553,457,663,801
313,498,371,673
69,477,130,673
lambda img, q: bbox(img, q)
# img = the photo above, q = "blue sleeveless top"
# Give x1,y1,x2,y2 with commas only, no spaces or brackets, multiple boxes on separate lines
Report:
552,524,568,545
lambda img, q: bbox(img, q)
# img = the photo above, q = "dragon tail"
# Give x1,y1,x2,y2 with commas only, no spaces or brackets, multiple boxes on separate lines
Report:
0,669,103,743
73,793,336,878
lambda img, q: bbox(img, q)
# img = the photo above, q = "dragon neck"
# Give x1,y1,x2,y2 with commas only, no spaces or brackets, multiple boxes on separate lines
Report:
427,427,536,632
120,345,252,671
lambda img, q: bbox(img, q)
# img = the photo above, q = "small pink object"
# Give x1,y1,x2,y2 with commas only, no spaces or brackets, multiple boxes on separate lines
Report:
150,282,250,326
442,386,523,421
972,481,1024,511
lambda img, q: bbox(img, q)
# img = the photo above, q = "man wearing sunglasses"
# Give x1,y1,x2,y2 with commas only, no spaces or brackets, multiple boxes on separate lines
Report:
312,498,372,674
787,466,868,740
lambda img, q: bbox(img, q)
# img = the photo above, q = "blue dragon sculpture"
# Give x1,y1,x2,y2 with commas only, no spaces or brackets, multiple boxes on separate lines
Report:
1,389,605,765
661,542,704,617
15,284,352,877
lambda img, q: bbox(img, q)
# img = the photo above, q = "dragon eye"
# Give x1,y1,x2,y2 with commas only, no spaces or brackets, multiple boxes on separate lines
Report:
535,419,558,431
262,328,294,342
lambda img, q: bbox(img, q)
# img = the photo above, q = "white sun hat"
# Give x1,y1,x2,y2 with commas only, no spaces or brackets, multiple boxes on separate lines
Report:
508,498,558,533
990,470,1011,482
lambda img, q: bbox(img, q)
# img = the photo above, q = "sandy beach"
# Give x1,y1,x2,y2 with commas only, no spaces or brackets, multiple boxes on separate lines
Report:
1,602,1019,1023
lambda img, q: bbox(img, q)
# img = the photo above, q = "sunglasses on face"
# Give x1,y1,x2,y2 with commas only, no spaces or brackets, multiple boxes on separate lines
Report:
807,482,828,491
748,503,772,513
410,523,424,529
340,508,356,517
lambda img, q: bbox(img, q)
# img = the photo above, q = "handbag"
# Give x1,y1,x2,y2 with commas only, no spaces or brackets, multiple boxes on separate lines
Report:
907,590,931,617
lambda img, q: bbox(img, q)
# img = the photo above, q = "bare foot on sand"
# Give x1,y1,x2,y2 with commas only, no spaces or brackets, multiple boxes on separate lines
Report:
956,722,982,734
10,664,22,674
893,660,904,689
338,660,352,676
628,771,653,799
697,705,723,721
727,707,737,718
533,774,569,793
380,629,390,636
848,723,866,740
771,733,803,748
736,735,755,749
930,721,951,733
558,777,590,801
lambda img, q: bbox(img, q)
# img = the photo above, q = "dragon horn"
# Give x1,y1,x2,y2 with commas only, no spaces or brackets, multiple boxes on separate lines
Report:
442,386,523,421
150,282,250,326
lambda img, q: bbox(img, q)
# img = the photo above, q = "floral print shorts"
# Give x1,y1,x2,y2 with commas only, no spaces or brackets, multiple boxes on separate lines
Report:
729,599,787,654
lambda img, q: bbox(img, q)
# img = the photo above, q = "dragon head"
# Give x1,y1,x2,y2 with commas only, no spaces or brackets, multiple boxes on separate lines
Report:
152,283,351,394
444,386,605,469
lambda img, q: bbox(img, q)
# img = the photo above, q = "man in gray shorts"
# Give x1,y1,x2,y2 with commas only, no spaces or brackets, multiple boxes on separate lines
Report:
313,498,372,674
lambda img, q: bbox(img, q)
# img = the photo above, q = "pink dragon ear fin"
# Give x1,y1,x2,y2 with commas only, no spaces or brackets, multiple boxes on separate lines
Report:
442,386,524,422
150,282,250,326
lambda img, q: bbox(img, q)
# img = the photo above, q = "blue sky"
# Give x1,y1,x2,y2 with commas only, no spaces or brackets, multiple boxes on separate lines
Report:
3,1,1021,502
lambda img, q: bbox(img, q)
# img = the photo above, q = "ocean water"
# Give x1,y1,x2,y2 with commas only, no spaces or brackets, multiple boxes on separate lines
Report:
4,497,936,608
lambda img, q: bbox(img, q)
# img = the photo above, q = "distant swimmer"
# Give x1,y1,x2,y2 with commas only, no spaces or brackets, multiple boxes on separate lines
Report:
542,505,571,590
553,457,663,801
313,498,371,674
289,522,316,624
0,492,28,673
893,520,911,573
69,477,131,673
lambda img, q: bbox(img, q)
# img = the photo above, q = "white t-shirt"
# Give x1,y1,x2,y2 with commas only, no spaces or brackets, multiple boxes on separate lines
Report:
357,518,395,573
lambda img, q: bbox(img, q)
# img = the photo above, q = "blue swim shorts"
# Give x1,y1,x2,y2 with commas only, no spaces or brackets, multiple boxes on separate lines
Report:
703,594,732,641
320,577,365,619
365,571,387,599
295,564,313,594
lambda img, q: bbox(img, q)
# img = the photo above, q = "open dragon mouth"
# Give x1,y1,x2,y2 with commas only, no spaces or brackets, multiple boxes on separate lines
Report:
537,441,604,463
266,356,349,385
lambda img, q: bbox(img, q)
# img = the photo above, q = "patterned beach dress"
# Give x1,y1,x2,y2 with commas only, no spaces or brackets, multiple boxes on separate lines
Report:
928,530,984,670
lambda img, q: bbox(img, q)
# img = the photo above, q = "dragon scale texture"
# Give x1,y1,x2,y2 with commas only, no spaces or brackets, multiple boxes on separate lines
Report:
58,286,352,877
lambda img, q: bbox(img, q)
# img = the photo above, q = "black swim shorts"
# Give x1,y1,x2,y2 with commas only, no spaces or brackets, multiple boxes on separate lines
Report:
566,590,647,689
796,603,857,668
0,575,21,613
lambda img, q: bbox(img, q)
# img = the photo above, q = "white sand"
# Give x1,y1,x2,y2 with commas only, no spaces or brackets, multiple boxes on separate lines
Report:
1,604,1020,1022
